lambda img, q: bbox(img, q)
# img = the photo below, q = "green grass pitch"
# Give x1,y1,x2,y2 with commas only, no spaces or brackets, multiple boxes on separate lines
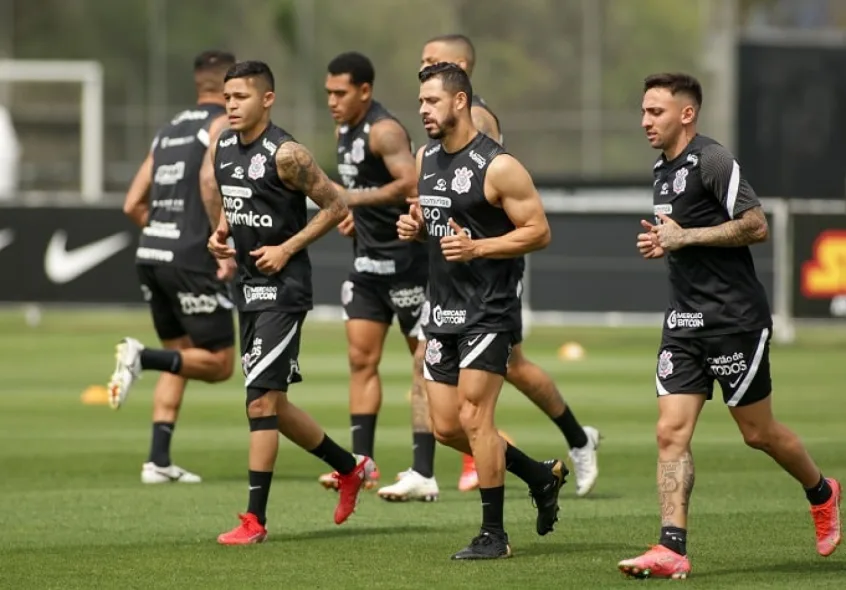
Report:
0,309,844,589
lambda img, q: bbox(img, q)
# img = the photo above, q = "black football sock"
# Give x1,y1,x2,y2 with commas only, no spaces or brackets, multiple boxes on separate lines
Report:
140,349,182,374
805,474,833,505
350,413,377,458
309,434,357,475
147,421,174,467
659,526,687,556
247,470,273,526
480,486,506,534
412,432,436,478
552,406,589,449
505,443,551,488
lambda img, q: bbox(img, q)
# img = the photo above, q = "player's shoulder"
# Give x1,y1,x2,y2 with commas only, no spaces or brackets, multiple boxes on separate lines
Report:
474,133,507,162
368,104,409,141
217,127,238,146
421,140,442,160
690,134,735,162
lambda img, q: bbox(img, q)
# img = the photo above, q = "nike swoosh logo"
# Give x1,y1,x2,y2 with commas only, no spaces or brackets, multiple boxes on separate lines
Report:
729,374,744,388
220,162,234,169
467,335,482,347
423,173,436,180
44,230,132,284
0,228,14,253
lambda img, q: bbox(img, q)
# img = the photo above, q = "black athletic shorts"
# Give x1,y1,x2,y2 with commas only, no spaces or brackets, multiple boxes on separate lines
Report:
136,264,235,351
416,299,526,346
655,327,773,407
423,331,518,386
239,310,306,393
341,273,427,337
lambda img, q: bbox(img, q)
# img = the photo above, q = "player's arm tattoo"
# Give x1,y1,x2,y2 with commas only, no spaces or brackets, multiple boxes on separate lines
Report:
346,121,417,207
123,153,153,228
471,106,500,141
276,141,348,255
682,206,768,247
658,452,695,526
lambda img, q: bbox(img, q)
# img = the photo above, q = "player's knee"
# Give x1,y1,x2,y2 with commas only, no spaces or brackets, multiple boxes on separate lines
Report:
739,424,773,451
504,357,528,387
431,416,463,446
458,401,489,438
655,418,692,452
245,389,277,418
208,349,234,382
348,342,380,375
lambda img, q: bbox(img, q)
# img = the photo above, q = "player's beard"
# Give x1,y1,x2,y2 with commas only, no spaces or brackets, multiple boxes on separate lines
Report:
426,111,457,140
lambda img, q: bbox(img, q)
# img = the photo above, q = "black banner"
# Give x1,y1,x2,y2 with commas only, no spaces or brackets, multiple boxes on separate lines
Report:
737,39,846,199
792,213,846,319
0,206,778,317
0,207,140,302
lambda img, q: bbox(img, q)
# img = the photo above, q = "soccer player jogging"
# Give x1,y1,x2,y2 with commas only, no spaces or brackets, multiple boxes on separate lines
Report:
204,60,373,544
315,52,437,500
412,34,601,497
109,51,239,485
397,62,566,560
618,72,841,579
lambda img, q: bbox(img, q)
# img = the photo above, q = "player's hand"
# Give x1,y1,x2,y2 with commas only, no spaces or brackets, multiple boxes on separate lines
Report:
338,211,356,237
208,225,235,259
637,219,665,259
397,202,423,241
249,244,291,275
216,257,236,281
651,213,687,252
440,218,477,262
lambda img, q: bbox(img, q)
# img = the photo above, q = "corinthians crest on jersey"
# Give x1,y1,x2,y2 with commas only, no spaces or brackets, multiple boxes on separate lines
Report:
248,153,267,180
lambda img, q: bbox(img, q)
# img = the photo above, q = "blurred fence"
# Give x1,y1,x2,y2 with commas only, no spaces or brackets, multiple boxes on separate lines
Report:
0,0,739,193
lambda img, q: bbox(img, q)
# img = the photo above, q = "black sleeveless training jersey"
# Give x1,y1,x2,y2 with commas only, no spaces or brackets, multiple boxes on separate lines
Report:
136,103,225,273
418,132,522,334
471,94,503,146
336,100,426,279
214,123,312,312
652,134,771,337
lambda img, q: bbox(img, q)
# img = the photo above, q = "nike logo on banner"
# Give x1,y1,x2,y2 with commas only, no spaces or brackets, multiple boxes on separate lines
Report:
0,228,14,254
44,230,132,284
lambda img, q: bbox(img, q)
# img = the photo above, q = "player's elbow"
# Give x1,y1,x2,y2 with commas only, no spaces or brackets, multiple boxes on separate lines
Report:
530,222,551,251
749,217,769,244
330,197,349,223
122,197,145,225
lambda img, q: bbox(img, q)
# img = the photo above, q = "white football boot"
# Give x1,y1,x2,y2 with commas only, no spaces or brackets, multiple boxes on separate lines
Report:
107,337,144,409
377,469,439,502
141,462,202,484
568,425,601,497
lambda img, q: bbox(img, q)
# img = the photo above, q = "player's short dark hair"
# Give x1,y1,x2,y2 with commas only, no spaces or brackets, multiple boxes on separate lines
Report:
193,50,236,73
224,60,275,92
419,62,473,104
327,52,375,86
426,34,476,72
643,72,703,109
